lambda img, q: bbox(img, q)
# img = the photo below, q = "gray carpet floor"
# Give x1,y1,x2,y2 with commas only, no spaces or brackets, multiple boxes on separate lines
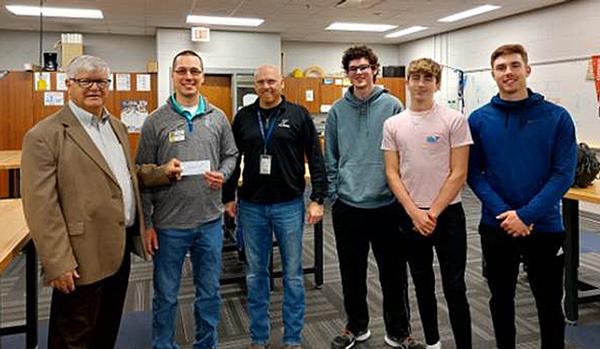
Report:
2,189,600,348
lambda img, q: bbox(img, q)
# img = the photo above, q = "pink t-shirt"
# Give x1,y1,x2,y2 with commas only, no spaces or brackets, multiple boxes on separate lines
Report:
381,103,473,207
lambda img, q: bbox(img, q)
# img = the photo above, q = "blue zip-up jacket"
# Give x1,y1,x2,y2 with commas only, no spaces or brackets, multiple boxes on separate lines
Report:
467,89,577,232
325,86,403,208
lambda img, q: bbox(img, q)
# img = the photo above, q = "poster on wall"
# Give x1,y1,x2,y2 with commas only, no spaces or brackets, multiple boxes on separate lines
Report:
592,55,600,118
44,91,64,106
120,100,148,133
116,73,131,91
136,74,151,91
34,72,51,91
56,73,67,91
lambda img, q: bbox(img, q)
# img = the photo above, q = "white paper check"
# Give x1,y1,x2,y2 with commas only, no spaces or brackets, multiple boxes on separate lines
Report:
181,160,210,176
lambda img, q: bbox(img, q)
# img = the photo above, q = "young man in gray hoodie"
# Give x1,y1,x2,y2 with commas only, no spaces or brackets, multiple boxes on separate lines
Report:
325,45,425,349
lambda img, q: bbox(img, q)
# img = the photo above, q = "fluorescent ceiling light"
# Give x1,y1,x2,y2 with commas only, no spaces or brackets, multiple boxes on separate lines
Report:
5,5,103,19
438,4,501,22
385,26,428,38
186,15,264,27
326,22,397,32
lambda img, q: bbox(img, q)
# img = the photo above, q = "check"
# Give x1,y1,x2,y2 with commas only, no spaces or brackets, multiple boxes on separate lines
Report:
181,160,211,176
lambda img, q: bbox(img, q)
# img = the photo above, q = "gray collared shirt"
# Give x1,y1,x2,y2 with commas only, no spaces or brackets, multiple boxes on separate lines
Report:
69,100,136,227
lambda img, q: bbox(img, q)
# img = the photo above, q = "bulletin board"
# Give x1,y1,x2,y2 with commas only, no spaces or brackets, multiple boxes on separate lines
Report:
0,71,157,197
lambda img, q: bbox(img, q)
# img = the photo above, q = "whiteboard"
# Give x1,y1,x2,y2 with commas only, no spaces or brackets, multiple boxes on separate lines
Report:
462,59,599,147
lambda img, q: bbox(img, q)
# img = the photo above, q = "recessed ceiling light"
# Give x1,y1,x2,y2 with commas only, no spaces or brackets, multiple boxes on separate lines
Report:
5,5,103,19
326,22,397,32
385,26,428,38
438,4,501,23
186,15,264,27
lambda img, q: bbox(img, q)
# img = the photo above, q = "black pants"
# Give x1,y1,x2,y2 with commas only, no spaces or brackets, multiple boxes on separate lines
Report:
332,200,411,338
400,203,472,348
480,224,565,349
48,252,131,349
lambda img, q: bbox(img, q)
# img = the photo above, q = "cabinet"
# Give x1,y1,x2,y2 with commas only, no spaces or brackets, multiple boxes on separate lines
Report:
0,71,157,197
283,77,406,113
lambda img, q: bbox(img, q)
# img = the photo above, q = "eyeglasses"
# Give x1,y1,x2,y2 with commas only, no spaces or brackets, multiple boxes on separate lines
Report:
348,64,375,74
174,68,203,76
70,78,111,89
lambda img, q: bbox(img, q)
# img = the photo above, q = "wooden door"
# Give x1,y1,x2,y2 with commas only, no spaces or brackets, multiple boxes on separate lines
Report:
200,75,232,123
283,77,321,114
0,72,34,197
379,77,406,105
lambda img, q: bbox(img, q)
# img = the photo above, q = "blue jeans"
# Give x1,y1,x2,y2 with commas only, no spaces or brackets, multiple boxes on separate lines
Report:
152,218,223,349
238,197,306,346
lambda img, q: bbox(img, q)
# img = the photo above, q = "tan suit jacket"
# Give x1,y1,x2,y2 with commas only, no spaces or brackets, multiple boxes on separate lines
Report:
21,106,150,285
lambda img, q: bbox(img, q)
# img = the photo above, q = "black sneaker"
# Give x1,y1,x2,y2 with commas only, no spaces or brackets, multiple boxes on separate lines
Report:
384,335,427,349
331,329,371,349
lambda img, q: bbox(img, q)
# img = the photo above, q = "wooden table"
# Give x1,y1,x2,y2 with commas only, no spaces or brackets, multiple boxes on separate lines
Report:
562,181,600,324
0,199,37,348
0,150,21,198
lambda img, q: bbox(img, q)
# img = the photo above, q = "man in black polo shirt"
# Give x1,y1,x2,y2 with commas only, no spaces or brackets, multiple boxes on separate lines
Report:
223,64,327,349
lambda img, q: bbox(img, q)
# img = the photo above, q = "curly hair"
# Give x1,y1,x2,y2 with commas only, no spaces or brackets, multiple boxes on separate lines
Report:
342,45,379,81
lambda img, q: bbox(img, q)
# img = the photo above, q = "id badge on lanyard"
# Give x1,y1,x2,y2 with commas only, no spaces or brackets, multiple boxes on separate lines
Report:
257,110,280,175
260,154,272,175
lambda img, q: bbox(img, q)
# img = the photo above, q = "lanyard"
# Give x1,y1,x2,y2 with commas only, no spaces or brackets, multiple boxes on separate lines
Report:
257,109,281,154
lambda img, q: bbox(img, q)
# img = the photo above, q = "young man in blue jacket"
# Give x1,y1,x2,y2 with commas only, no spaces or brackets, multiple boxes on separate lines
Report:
467,44,577,349
325,45,425,349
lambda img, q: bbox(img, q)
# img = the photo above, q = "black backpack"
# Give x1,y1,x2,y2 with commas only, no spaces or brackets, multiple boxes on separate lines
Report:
573,142,600,188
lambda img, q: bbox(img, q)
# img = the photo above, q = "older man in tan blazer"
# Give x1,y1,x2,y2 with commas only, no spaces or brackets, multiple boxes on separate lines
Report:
21,55,179,349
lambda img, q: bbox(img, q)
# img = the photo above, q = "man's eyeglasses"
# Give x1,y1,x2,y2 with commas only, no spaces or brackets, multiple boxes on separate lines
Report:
174,68,203,76
348,64,375,74
69,78,111,89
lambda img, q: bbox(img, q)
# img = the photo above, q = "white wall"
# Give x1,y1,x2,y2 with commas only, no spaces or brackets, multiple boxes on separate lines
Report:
156,28,281,102
282,41,400,76
0,29,155,72
396,0,600,146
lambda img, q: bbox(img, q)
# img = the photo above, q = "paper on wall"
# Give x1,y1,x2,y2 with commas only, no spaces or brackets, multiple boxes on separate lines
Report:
305,89,314,102
116,73,131,91
34,72,51,91
44,91,64,106
56,73,67,91
136,74,151,91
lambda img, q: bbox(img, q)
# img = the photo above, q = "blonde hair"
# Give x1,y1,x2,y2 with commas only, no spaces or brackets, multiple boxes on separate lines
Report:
407,58,442,84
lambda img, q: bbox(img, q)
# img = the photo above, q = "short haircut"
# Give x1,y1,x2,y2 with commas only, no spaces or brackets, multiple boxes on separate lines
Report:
172,50,204,70
407,58,442,84
342,45,379,79
65,55,110,79
490,44,529,67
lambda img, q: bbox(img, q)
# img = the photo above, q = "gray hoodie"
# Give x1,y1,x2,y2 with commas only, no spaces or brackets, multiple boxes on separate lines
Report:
325,86,403,208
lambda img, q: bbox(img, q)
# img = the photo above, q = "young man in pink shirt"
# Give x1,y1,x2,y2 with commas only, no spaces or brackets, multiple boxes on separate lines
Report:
382,58,473,349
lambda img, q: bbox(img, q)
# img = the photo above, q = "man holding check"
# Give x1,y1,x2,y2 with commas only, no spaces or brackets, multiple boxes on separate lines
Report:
136,50,238,349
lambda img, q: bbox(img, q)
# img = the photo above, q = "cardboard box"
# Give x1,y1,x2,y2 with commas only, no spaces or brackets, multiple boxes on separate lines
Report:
60,43,83,68
147,61,158,73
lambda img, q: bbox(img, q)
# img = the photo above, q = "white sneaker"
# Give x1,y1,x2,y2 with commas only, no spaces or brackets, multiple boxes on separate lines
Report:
426,341,441,349
356,329,371,342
